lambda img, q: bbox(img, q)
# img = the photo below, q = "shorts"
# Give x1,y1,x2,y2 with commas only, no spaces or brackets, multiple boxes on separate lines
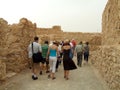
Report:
32,52,43,63
41,58,49,65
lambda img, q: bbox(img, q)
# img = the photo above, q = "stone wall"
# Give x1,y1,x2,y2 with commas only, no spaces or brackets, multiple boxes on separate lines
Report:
0,60,6,81
36,26,101,45
102,0,120,45
90,46,120,90
90,0,120,90
0,18,36,80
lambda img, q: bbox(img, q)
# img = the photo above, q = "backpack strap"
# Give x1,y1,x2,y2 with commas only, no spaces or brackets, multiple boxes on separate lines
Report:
32,42,34,54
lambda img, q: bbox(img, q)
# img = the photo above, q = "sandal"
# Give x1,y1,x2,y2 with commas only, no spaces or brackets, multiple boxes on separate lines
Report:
66,77,69,80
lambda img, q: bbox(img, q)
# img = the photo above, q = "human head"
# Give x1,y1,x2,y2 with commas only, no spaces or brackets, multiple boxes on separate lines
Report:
79,41,82,44
53,41,58,46
86,42,89,45
34,36,39,42
44,41,49,44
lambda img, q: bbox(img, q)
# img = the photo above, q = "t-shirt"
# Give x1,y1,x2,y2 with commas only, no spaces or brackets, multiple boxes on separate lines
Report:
28,42,42,58
75,44,83,53
71,40,76,47
41,44,48,58
84,44,89,53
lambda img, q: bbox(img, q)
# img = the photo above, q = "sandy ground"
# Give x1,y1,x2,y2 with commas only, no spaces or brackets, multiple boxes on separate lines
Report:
0,58,110,90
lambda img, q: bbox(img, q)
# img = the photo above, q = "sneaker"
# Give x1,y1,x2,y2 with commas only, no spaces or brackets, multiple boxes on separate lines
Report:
48,74,51,79
29,67,32,69
32,75,34,79
32,75,38,80
66,77,69,80
40,71,42,75
33,77,38,80
46,71,50,73
64,76,66,78
52,77,56,80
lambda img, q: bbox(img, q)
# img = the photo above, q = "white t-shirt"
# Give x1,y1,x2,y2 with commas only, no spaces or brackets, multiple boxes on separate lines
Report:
28,42,42,58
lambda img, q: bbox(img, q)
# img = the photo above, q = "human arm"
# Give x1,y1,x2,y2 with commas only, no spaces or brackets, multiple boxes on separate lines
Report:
74,46,77,56
56,46,60,57
39,44,42,53
46,47,50,60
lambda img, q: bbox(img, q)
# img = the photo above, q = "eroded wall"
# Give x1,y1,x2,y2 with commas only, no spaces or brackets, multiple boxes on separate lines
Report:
0,18,36,80
91,0,120,90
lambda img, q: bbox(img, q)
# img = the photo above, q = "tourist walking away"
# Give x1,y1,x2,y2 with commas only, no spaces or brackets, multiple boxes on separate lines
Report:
47,41,59,80
28,36,42,80
40,41,49,75
56,42,62,72
69,40,74,59
75,41,84,67
71,39,76,50
71,39,77,55
59,41,64,58
62,39,77,80
83,42,89,64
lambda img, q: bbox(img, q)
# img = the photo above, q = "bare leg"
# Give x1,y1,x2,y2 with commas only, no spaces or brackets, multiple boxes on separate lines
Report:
46,64,49,73
51,73,55,79
40,63,44,75
64,70,66,78
66,70,69,80
31,63,39,80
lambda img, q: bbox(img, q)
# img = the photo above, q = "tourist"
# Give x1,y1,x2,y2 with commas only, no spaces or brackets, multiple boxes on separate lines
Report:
40,41,49,75
69,40,74,59
71,39,77,55
71,39,76,49
75,41,84,67
62,39,77,80
28,36,42,80
56,42,62,72
83,42,90,64
46,41,59,80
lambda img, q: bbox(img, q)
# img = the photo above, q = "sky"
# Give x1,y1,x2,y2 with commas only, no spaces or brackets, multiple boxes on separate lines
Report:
0,0,108,32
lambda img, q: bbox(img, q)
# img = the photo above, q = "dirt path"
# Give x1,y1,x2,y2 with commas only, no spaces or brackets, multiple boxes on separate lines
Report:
0,58,110,90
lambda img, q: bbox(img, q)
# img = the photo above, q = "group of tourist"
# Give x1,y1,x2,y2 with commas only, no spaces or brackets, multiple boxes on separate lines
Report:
75,41,89,67
28,36,89,80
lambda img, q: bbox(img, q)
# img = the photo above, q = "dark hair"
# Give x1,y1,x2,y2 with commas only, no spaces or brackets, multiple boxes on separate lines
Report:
34,36,39,41
63,42,70,46
44,41,48,44
53,41,59,46
79,41,82,44
86,42,89,45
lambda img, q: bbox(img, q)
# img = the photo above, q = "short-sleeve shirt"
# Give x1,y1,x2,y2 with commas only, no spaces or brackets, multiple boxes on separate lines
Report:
41,44,48,58
75,44,83,53
28,42,42,58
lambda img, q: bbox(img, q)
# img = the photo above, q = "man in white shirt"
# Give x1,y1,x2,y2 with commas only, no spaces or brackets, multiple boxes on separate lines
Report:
28,36,42,80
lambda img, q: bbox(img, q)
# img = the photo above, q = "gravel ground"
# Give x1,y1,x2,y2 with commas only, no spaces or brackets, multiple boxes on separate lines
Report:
0,58,110,90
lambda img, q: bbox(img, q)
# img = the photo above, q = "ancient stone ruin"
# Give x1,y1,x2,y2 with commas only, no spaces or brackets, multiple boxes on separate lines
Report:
0,0,120,90
0,16,100,80
90,0,120,90
0,18,36,80
102,0,120,45
0,17,100,81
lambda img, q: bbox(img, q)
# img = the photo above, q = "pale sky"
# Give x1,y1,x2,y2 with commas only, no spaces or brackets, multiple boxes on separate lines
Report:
0,0,108,32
